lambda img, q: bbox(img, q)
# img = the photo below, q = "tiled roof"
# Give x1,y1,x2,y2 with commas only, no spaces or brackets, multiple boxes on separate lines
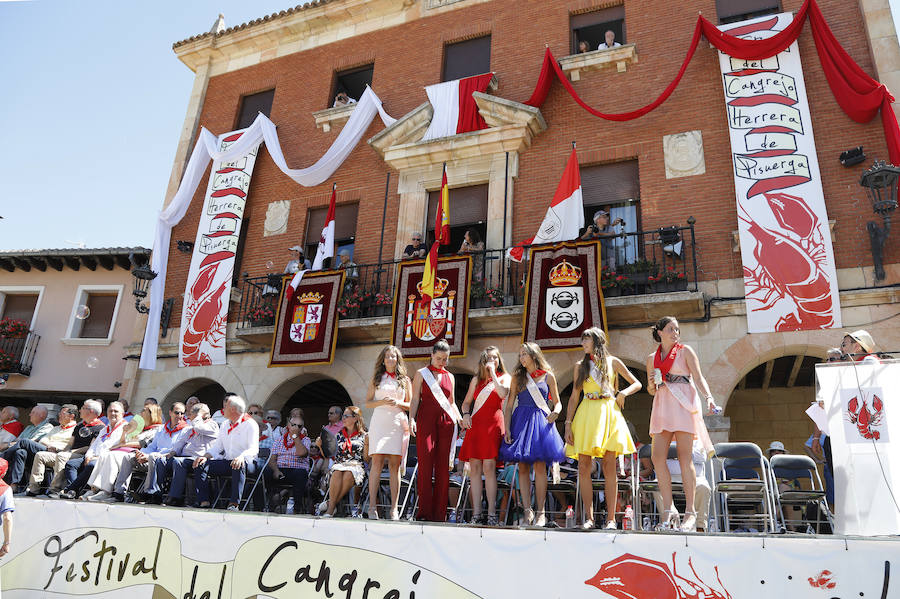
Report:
0,247,150,273
172,1,336,50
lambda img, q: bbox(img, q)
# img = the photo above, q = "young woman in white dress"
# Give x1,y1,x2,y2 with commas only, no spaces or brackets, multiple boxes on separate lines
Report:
364,345,412,520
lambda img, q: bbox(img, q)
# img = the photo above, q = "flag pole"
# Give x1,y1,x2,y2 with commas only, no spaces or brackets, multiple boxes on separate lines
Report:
502,151,509,297
375,172,390,293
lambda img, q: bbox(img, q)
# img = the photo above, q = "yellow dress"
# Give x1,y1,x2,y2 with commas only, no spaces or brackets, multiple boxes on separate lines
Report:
565,358,636,458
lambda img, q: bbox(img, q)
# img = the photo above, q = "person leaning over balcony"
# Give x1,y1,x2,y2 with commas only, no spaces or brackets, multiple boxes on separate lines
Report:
578,40,591,53
193,394,259,510
365,345,412,520
580,209,623,271
402,232,428,259
338,249,359,290
564,328,641,529
410,340,460,522
333,92,357,108
646,316,718,533
597,29,622,49
59,401,127,499
459,346,510,526
6,404,77,494
286,245,311,273
0,407,24,451
317,405,368,517
0,405,52,489
458,229,485,283
40,400,104,497
163,403,219,507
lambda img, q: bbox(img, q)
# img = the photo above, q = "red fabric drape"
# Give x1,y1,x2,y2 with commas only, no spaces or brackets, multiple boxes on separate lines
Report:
523,0,900,163
457,73,494,134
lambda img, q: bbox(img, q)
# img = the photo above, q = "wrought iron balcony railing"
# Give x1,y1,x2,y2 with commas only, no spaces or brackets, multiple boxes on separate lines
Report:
0,331,40,376
237,222,698,326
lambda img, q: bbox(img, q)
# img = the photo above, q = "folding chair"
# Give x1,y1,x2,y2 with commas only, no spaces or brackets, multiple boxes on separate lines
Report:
769,454,834,534
711,442,778,533
635,443,682,528
211,449,271,511
576,452,638,529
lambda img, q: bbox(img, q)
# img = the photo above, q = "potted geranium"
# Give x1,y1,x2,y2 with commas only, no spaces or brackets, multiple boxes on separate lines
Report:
373,292,393,317
470,282,490,309
0,349,16,372
337,288,371,318
601,267,619,297
654,266,688,292
615,273,635,295
486,286,505,307
247,302,276,327
0,318,28,339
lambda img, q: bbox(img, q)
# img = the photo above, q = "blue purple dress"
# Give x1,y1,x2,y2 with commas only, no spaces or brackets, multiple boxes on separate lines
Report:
499,378,566,464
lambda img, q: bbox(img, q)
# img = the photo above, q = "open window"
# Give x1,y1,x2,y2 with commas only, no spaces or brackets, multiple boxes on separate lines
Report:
581,160,640,266
63,285,123,345
305,203,359,269
443,35,491,81
716,0,781,24
571,5,625,54
426,184,488,255
235,89,275,130
331,64,374,107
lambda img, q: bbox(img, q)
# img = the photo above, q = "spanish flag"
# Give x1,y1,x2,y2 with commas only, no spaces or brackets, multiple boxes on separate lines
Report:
421,164,451,301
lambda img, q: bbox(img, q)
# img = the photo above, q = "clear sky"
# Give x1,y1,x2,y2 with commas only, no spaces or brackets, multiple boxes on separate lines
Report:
1,1,899,252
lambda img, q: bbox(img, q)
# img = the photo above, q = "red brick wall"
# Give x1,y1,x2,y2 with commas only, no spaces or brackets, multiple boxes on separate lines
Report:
164,0,893,328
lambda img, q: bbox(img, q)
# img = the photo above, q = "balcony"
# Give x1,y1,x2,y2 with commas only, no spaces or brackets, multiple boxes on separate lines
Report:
0,331,40,376
235,223,702,344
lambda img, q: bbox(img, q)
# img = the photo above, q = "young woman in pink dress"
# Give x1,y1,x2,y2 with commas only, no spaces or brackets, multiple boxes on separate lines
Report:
646,316,718,532
459,346,510,526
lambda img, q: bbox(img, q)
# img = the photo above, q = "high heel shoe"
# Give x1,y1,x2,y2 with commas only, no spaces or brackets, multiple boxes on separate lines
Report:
368,506,379,520
680,511,697,533
523,508,535,526
390,508,400,521
535,511,547,527
656,509,680,531
581,519,595,530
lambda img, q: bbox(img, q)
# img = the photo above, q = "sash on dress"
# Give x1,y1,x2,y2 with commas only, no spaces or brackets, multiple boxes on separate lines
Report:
664,377,714,456
524,374,552,416
587,357,616,398
419,367,460,469
472,374,510,417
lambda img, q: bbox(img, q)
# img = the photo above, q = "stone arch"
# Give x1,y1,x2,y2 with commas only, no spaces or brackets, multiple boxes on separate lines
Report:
263,374,354,436
151,366,246,414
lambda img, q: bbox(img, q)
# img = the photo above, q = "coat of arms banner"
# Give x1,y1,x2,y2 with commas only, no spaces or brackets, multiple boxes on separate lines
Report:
522,241,606,350
269,271,344,367
391,256,471,359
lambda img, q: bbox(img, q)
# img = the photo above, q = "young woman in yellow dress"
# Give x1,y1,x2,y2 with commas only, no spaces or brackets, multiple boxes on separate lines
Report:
564,327,642,529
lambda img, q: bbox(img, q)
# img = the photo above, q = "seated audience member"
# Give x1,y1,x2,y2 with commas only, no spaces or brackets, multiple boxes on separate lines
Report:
109,404,185,502
184,396,200,414
267,410,311,513
578,40,591,53
0,407,24,450
40,400,104,497
59,402,127,499
82,405,163,501
286,246,311,273
266,410,284,438
193,394,259,510
597,29,622,49
1,405,52,488
402,232,428,260
163,403,219,506
767,440,803,529
318,406,368,517
101,398,135,425
324,406,344,436
249,404,274,452
6,405,77,494
333,92,357,108
457,229,485,282
653,439,710,532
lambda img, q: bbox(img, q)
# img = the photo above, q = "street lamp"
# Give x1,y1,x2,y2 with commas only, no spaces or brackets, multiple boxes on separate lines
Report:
131,263,157,314
859,160,900,281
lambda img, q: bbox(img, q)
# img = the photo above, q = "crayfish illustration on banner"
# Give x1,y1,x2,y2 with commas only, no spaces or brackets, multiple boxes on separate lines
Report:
585,552,732,599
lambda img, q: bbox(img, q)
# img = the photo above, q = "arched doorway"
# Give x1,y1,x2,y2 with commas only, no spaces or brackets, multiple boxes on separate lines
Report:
281,380,352,436
162,378,226,415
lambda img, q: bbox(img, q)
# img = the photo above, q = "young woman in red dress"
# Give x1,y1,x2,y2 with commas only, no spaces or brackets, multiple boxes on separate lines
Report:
459,346,510,525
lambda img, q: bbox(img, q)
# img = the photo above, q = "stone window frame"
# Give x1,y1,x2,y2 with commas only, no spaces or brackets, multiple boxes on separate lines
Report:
61,284,124,346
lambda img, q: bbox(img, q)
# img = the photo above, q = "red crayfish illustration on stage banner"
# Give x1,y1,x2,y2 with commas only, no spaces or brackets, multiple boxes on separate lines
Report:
847,394,884,440
740,191,834,331
585,552,732,599
181,256,230,366
808,570,837,589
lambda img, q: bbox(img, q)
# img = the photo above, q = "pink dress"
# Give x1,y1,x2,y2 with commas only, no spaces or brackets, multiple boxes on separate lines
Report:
649,349,713,453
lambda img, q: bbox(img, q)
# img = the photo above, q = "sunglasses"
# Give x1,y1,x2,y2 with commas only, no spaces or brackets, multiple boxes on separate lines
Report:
342,413,355,418
173,411,185,416
289,422,302,427
249,411,262,416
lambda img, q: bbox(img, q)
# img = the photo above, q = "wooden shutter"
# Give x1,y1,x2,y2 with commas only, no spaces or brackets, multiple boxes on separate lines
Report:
236,89,275,129
426,185,488,229
716,0,781,22
79,293,117,338
1,294,38,325
571,5,625,29
443,36,491,82
580,161,639,206
306,203,359,243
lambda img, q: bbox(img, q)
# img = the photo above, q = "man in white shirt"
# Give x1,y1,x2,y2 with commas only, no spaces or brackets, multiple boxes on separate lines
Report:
193,394,259,510
597,30,622,50
164,403,220,506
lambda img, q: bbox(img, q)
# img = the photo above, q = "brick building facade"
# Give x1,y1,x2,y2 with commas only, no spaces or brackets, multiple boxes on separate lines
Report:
124,0,900,454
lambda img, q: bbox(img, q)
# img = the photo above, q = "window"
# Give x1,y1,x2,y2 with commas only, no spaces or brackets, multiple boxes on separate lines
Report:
716,0,781,24
581,161,640,264
63,285,123,345
571,6,625,54
235,89,275,130
331,64,374,107
443,36,491,81
426,184,488,255
305,203,359,268
0,293,39,325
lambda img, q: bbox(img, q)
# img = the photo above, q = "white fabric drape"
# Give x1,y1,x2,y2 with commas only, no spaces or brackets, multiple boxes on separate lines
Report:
140,86,395,370
421,80,459,141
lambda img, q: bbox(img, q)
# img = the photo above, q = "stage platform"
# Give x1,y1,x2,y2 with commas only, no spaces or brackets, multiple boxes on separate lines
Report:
1,498,897,598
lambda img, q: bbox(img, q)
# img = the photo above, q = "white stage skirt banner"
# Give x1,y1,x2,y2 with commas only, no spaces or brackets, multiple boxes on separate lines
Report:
179,131,261,367
817,359,900,536
718,13,841,334
1,500,897,598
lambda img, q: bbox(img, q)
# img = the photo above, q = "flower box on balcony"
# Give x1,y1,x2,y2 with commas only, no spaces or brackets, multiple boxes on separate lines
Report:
0,318,28,339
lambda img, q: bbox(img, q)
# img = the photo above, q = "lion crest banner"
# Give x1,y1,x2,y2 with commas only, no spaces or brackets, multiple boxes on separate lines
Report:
269,271,344,366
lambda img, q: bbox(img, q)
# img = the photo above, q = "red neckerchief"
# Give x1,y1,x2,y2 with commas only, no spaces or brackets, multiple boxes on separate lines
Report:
142,423,158,432
385,371,397,379
83,418,104,429
60,421,77,431
227,414,250,435
340,427,361,453
283,431,305,449
163,419,187,437
530,369,547,379
260,433,269,441
1,422,23,437
855,354,880,362
124,412,133,418
428,365,448,375
654,343,684,379
101,419,125,441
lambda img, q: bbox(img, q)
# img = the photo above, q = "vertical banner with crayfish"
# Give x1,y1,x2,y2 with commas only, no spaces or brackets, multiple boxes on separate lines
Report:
522,241,606,351
179,131,261,367
718,13,841,333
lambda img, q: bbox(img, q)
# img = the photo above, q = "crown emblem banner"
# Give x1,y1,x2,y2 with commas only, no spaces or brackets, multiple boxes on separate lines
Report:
522,241,606,350
269,270,344,366
391,255,471,359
